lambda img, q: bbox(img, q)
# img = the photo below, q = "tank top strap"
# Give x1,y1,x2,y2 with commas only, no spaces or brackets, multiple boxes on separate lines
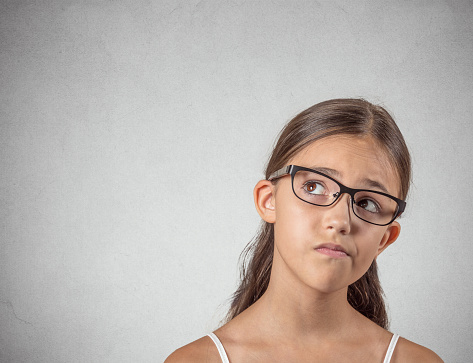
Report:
208,331,400,362
383,333,400,363
207,333,230,363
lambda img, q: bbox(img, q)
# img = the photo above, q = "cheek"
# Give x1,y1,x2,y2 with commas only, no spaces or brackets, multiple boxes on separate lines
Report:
274,204,306,247
353,230,386,271
274,193,317,254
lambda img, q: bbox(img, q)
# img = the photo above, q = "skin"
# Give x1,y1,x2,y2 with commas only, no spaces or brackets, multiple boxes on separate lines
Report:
165,136,443,363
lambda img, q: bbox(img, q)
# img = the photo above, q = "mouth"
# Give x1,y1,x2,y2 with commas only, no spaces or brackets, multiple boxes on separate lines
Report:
314,243,349,258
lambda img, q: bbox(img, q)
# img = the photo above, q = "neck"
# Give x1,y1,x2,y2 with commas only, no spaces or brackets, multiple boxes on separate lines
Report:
246,253,357,340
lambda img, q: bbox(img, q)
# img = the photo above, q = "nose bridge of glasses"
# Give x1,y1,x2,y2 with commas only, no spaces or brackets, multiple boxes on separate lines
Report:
332,189,352,206
335,184,356,202
329,187,357,223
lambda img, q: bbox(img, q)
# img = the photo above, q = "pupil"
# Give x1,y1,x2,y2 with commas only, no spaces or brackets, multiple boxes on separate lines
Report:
357,200,367,208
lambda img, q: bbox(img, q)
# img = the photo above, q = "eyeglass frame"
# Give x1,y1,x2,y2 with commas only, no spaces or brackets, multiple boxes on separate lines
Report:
268,165,406,226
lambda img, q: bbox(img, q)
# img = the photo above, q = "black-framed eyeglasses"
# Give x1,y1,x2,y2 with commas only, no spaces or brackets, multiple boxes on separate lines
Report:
268,165,406,226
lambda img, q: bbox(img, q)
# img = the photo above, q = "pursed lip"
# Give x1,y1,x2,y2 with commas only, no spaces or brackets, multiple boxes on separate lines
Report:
314,243,350,257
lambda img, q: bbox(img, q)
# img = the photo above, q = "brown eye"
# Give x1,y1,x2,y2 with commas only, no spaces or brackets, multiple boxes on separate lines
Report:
306,182,316,192
356,198,380,213
303,181,326,195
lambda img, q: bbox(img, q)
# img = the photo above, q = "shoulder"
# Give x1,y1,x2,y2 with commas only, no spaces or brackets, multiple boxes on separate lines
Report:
392,336,444,363
164,335,221,363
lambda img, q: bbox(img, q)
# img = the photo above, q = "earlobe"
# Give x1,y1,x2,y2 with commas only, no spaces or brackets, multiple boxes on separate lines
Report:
253,180,276,223
377,221,401,256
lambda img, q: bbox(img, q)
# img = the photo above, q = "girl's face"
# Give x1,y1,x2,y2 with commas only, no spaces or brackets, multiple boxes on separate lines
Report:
261,135,401,294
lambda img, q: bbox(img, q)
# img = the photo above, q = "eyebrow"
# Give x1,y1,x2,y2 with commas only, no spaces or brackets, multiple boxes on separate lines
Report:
309,166,390,194
361,179,390,194
309,166,341,178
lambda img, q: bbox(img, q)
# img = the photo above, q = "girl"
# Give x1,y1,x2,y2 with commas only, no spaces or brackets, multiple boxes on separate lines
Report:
165,99,443,362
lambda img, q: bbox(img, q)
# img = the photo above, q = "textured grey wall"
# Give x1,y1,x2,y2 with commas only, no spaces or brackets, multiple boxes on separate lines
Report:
1,1,472,362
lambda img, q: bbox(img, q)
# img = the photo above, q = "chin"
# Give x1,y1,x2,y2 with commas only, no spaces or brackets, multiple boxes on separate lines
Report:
304,277,348,294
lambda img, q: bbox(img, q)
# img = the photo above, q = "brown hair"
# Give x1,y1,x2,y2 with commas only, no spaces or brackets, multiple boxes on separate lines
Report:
226,98,411,329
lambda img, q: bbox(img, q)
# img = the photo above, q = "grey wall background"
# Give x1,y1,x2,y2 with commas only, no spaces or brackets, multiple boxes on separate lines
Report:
1,1,472,362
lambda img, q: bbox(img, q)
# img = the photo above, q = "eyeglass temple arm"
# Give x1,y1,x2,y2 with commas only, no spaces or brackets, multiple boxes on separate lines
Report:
397,200,407,215
268,165,292,181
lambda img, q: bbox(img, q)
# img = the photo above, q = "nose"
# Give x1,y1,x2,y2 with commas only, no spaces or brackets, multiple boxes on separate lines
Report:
323,193,352,234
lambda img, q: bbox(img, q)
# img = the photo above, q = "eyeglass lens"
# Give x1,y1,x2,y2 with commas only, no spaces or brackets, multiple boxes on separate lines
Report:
292,170,399,225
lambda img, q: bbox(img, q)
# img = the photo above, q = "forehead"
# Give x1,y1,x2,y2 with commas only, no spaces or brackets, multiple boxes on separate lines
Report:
288,135,400,196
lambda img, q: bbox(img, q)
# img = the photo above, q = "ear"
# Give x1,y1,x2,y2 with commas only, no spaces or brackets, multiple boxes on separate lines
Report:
376,221,401,256
253,179,276,223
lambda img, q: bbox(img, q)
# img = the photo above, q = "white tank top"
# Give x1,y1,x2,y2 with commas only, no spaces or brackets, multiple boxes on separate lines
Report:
207,332,400,363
